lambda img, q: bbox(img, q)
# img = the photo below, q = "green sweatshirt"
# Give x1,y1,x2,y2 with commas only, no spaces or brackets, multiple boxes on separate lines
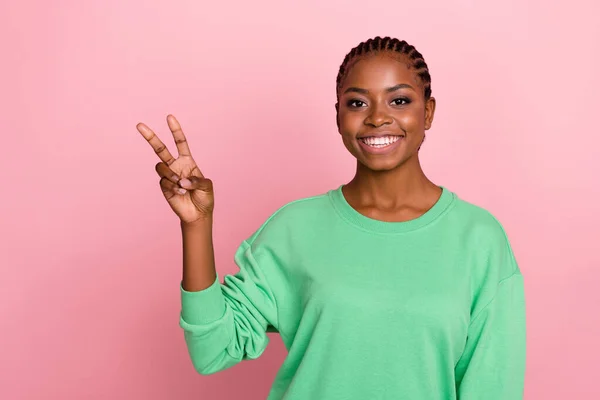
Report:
179,185,526,399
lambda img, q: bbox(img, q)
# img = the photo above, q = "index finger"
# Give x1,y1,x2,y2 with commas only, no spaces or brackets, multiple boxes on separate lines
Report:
136,123,176,165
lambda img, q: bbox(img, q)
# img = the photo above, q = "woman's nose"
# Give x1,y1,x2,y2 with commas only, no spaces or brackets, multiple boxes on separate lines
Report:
365,105,392,127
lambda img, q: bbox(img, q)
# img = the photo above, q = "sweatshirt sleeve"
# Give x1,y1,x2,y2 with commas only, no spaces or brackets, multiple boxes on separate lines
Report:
178,239,280,375
454,271,527,399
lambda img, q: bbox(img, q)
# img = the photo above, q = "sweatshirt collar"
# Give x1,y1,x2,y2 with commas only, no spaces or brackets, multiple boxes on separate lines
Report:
329,185,455,234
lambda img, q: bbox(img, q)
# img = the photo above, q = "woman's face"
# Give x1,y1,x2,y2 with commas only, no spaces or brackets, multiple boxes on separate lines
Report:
336,52,436,172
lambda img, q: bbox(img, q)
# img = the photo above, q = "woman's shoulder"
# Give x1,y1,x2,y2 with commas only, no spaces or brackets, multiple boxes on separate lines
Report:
447,189,521,279
447,190,512,244
244,188,335,244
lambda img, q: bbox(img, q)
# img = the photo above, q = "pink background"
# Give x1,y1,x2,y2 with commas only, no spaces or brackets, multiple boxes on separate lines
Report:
2,0,599,399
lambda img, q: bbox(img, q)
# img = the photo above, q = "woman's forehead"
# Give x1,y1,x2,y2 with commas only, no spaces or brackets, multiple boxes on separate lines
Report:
341,53,421,88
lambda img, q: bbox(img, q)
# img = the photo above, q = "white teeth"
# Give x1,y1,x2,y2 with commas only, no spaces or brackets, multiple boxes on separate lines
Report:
360,135,402,147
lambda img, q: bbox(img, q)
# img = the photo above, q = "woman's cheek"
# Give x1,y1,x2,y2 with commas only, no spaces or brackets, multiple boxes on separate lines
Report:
341,113,360,131
397,112,422,132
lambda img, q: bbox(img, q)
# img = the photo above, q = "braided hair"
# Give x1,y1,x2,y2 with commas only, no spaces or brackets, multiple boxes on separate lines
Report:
336,36,432,101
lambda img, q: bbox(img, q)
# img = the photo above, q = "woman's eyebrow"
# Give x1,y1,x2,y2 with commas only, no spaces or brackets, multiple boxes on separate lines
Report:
343,83,415,95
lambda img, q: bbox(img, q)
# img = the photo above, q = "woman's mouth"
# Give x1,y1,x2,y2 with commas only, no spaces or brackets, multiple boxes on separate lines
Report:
357,135,405,154
358,135,403,148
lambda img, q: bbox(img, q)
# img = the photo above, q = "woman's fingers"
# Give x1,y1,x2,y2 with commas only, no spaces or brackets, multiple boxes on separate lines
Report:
190,164,205,179
160,177,187,198
137,122,176,165
155,162,180,183
155,162,211,193
178,176,213,192
166,115,192,157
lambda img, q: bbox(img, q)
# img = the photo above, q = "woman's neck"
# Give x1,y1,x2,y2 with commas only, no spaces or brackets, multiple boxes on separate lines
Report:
343,156,440,211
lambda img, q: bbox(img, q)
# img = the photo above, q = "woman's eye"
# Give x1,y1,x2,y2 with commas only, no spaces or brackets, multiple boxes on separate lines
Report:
347,100,366,108
347,98,410,108
392,98,410,106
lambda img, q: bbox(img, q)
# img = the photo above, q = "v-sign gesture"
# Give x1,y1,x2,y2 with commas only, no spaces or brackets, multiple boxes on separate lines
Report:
137,115,214,224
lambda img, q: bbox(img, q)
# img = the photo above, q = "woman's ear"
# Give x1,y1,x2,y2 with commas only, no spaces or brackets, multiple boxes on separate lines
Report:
335,102,340,130
424,97,436,130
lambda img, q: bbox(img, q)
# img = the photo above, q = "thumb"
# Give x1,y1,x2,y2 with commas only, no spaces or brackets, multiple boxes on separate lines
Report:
179,176,213,192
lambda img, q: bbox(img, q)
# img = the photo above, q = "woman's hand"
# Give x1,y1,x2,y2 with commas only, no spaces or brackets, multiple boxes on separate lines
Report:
137,115,214,224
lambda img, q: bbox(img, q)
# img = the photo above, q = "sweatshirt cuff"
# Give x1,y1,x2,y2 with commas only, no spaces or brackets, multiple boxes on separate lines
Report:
180,275,227,325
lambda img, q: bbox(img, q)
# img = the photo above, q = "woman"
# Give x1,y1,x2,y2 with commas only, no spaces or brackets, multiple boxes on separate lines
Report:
137,36,526,400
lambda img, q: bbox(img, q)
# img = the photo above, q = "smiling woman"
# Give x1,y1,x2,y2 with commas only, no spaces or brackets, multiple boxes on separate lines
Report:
137,36,526,400
336,38,436,190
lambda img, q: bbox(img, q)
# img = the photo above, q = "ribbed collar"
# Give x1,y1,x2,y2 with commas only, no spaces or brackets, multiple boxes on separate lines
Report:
328,185,455,234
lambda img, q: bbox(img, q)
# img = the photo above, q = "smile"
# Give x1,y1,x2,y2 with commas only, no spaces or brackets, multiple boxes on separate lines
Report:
358,135,403,148
356,134,405,155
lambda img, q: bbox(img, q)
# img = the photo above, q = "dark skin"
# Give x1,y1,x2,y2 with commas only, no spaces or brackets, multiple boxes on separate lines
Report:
136,50,442,291
335,52,442,223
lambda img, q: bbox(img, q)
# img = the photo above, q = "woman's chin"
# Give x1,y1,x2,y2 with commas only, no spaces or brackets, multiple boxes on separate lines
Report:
358,157,403,172
355,150,419,172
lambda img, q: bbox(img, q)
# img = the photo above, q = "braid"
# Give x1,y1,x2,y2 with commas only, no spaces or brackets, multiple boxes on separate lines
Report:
336,36,432,100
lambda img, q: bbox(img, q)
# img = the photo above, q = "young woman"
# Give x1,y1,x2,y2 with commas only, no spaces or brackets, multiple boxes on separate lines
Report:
137,36,526,400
